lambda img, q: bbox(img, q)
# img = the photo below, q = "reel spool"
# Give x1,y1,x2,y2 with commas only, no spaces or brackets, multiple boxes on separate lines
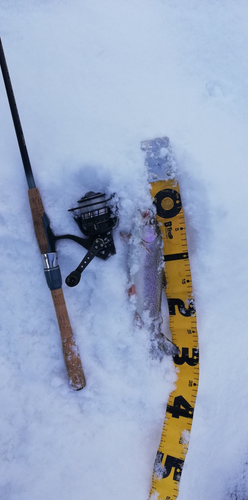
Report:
69,191,118,237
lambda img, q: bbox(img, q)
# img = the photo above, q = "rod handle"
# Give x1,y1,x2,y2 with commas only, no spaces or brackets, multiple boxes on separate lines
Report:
28,188,49,254
28,187,86,390
51,288,86,390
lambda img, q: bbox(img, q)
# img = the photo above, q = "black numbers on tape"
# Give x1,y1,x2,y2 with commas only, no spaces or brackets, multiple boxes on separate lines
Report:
168,298,195,317
155,451,184,481
164,221,173,239
154,189,182,219
174,347,199,366
189,380,197,388
167,395,194,419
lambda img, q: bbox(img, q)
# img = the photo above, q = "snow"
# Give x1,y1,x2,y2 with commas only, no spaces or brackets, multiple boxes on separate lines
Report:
0,0,248,499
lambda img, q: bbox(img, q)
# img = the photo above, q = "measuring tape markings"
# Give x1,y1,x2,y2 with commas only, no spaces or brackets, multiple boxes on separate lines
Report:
149,180,199,500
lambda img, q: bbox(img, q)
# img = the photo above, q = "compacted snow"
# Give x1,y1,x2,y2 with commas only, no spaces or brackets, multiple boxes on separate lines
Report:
1,1,248,499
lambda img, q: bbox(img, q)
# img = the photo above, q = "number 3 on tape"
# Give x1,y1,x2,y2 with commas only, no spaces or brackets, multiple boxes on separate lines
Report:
141,138,199,500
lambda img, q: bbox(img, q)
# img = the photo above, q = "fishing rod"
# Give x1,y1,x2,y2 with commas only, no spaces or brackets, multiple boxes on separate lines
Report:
0,37,86,390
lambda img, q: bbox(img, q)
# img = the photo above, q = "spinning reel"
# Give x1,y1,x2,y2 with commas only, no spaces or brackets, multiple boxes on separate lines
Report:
45,191,118,287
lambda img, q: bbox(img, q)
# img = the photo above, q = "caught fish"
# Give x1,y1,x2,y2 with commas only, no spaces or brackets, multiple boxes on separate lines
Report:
126,210,178,358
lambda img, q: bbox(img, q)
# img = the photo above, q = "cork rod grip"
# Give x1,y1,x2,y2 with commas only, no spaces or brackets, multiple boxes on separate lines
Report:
51,288,86,390
28,187,86,390
28,187,49,254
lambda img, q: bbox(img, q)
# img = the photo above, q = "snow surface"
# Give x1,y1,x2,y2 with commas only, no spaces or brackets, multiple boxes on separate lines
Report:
1,1,248,499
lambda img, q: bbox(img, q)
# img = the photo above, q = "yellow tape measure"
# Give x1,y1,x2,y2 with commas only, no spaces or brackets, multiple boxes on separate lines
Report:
141,138,199,500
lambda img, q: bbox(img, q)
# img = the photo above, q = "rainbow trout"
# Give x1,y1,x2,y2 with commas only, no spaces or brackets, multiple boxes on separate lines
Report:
127,210,178,358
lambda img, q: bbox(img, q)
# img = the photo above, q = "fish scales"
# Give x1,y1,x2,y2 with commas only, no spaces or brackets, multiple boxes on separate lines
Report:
130,211,164,323
128,211,178,357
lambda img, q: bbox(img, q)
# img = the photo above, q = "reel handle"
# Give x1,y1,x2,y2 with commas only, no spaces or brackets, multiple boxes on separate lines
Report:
65,238,104,287
65,270,81,287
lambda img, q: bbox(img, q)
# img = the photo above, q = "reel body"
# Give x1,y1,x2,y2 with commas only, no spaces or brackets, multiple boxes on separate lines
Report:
45,191,118,287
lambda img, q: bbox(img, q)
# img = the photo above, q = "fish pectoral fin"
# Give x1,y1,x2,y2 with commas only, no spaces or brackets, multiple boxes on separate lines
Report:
140,240,152,254
127,284,137,297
